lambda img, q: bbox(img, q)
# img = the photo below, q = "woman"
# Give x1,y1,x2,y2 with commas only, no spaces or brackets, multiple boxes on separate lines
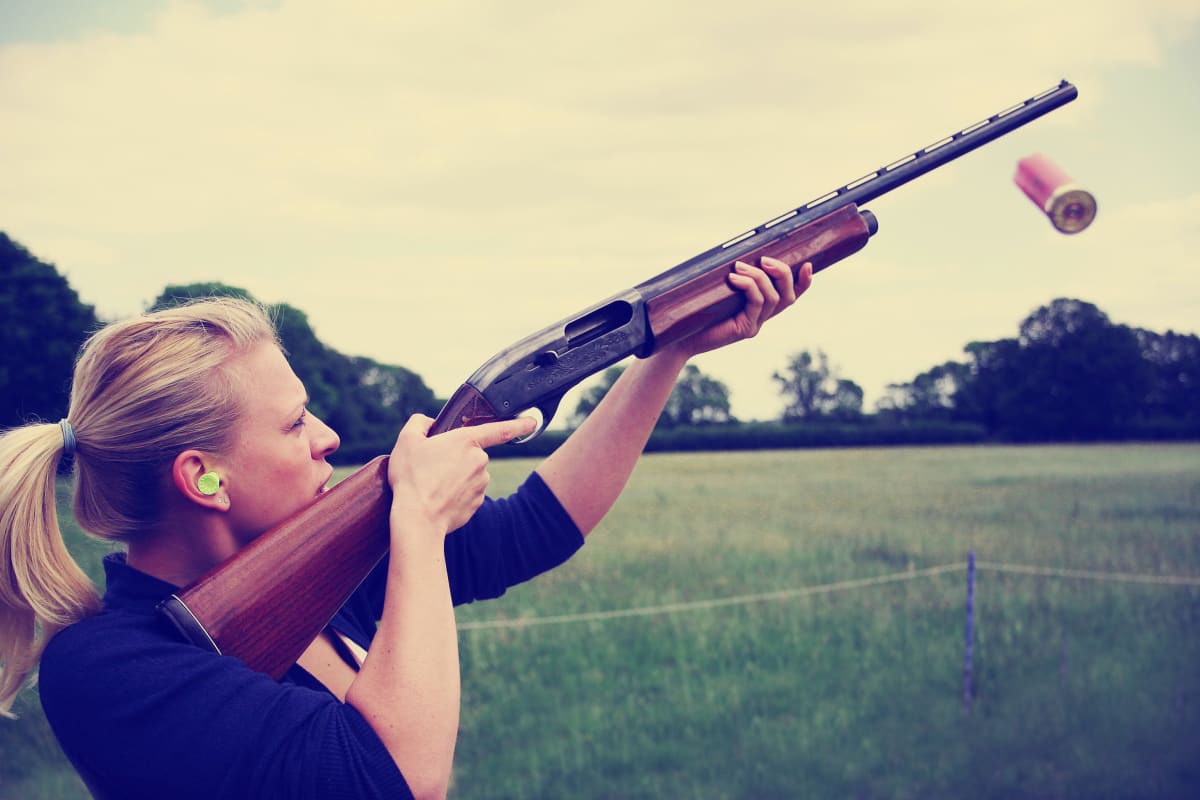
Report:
0,257,810,799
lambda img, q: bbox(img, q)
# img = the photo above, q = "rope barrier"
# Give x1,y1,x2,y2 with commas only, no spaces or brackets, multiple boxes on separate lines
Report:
975,561,1200,587
457,560,1200,632
458,563,964,631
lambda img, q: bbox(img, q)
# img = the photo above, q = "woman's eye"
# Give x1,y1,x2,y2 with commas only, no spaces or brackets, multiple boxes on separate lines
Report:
291,411,307,430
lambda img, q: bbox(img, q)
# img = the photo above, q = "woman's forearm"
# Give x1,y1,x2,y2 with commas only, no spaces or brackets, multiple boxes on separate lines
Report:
535,258,808,536
348,414,533,797
536,346,690,535
345,512,459,800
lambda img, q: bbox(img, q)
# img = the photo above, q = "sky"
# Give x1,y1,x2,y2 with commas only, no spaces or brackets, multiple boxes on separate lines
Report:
2,0,1197,425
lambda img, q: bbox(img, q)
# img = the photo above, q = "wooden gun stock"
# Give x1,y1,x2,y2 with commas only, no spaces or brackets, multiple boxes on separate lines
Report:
160,457,392,679
643,204,875,348
160,81,1079,675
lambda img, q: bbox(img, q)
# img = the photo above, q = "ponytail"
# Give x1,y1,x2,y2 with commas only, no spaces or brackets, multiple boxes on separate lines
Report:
0,423,101,716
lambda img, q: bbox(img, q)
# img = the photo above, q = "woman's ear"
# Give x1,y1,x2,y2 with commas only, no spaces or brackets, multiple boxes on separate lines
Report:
172,450,229,511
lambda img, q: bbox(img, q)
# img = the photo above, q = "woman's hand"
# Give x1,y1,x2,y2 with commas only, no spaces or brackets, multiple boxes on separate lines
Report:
387,414,537,537
357,413,538,798
665,256,812,361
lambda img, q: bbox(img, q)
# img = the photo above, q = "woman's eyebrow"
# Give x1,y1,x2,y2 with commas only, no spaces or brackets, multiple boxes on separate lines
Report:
287,394,311,419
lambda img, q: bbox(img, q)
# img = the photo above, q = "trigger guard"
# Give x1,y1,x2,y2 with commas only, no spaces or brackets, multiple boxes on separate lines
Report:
510,394,562,443
512,407,546,443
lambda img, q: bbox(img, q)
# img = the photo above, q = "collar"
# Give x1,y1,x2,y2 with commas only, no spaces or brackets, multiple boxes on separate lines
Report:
101,552,360,690
101,551,182,613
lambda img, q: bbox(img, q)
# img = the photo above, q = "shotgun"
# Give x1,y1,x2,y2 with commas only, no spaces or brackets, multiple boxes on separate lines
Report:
160,80,1080,677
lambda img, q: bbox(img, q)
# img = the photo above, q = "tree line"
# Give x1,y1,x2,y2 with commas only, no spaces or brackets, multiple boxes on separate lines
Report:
3,230,1198,463
874,297,1199,441
0,232,438,464
573,297,1199,444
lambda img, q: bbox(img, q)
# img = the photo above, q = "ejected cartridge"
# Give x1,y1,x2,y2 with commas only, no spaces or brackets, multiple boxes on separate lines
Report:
1014,153,1097,234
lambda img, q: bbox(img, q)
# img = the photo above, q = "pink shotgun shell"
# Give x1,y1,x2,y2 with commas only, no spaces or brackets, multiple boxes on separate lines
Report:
1014,154,1097,234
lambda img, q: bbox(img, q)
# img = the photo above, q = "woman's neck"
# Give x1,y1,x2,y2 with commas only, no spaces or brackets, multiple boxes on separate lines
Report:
126,516,239,587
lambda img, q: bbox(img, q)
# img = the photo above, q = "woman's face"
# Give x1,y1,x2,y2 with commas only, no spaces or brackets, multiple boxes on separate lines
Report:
217,341,341,544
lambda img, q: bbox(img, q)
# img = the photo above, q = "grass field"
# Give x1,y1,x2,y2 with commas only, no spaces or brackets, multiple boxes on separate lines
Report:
4,443,1199,799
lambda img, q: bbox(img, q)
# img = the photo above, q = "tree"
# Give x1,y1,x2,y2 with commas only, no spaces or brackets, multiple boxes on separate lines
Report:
1010,299,1148,439
955,338,1022,434
773,350,829,421
827,378,865,422
570,363,734,429
570,366,626,428
952,299,1149,440
878,361,968,422
661,364,733,428
1133,328,1200,422
772,349,862,421
0,232,99,427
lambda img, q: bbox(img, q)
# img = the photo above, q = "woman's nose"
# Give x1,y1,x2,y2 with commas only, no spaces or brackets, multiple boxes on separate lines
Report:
310,413,341,458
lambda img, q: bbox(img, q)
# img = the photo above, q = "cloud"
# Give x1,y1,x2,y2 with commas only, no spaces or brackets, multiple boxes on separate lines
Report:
1,0,1196,419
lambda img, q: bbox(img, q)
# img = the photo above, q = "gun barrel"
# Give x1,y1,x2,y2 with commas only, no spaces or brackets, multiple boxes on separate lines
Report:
835,81,1078,208
637,80,1078,298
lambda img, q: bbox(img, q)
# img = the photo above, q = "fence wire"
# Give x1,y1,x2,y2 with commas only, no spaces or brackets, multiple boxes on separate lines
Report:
457,560,1200,631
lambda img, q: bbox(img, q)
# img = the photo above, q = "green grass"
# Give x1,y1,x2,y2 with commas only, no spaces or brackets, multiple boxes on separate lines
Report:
4,444,1199,799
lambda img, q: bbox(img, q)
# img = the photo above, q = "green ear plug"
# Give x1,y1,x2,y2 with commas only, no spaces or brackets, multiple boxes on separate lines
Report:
197,471,221,496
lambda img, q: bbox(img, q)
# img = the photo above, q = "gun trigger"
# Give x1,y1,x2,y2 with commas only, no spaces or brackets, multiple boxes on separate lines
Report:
512,395,561,444
511,408,545,443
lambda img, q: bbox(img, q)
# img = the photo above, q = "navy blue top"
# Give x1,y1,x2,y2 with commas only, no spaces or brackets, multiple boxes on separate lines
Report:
39,472,583,800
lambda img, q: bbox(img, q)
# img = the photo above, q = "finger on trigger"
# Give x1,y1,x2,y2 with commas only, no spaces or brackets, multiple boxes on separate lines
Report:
474,417,535,449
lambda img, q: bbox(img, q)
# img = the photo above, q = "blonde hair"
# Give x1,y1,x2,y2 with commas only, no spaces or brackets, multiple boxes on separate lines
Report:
0,297,278,715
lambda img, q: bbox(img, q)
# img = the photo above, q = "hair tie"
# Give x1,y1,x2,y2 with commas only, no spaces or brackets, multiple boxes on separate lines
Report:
59,419,77,458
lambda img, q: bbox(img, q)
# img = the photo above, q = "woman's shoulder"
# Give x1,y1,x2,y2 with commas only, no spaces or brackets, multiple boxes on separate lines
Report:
39,604,186,707
38,596,410,799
